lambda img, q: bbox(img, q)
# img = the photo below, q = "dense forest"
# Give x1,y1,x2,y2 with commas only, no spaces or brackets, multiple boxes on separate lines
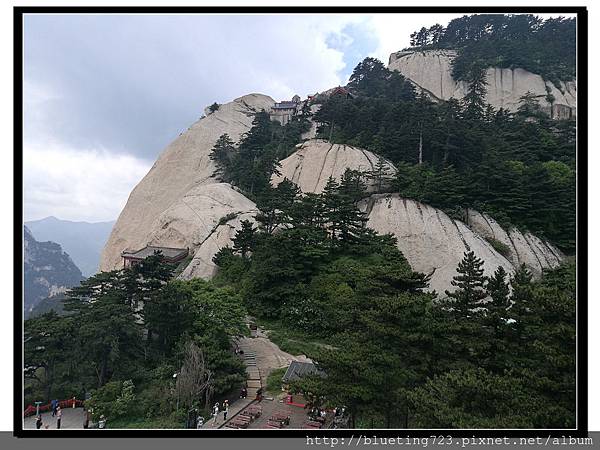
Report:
313,57,576,251
211,173,575,428
407,14,576,85
25,255,248,427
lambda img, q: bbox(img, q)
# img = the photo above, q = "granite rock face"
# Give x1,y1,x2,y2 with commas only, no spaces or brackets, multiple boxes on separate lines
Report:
388,50,576,119
100,93,275,272
102,88,564,294
360,195,563,294
272,139,396,193
465,209,564,277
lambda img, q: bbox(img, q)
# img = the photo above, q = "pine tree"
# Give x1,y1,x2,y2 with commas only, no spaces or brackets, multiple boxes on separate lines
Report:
232,220,257,259
486,266,510,309
366,158,394,193
444,251,488,318
255,179,300,233
209,134,236,182
462,65,488,121
507,263,534,345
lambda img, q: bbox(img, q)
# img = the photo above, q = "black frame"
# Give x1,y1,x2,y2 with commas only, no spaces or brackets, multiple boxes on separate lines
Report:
14,5,588,439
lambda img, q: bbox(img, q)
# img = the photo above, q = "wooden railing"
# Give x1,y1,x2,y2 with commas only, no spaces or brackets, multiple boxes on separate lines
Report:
23,398,84,417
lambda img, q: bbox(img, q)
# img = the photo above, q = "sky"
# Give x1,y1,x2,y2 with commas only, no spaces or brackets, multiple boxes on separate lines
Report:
22,12,548,222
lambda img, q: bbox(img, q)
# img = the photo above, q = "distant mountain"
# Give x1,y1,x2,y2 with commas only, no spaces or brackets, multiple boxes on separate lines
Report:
26,292,70,319
24,226,84,315
25,216,115,276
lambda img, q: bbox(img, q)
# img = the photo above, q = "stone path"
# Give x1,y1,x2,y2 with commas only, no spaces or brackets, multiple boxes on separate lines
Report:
23,407,88,430
203,338,261,428
212,327,311,429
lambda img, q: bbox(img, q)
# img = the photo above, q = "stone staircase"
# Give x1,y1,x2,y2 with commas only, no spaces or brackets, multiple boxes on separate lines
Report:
239,344,262,398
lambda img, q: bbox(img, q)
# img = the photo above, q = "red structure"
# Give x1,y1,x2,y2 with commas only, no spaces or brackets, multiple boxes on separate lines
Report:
24,398,83,417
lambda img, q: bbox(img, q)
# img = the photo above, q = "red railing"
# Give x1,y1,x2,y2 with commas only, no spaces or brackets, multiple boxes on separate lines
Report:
23,398,84,417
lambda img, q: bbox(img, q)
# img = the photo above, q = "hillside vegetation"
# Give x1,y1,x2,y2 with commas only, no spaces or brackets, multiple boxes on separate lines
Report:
407,14,575,85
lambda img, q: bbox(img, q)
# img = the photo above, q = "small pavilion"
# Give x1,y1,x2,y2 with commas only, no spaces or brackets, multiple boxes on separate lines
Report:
121,245,189,268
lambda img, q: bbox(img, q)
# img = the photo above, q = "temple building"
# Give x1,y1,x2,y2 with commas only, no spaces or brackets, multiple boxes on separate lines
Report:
121,245,189,268
270,94,302,125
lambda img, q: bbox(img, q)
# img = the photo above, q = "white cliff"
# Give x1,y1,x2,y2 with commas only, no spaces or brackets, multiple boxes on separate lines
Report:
466,209,563,277
360,195,516,294
271,139,396,193
388,50,576,119
100,93,275,272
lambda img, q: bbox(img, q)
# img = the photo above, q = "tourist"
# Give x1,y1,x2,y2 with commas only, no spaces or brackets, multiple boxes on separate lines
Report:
212,402,219,424
35,414,42,429
98,415,107,429
51,399,58,417
83,409,90,429
256,388,263,403
223,400,229,421
56,406,62,429
240,387,247,399
196,416,204,429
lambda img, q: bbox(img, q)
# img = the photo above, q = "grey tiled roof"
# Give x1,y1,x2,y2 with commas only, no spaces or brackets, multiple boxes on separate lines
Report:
273,101,298,109
122,245,188,261
282,361,325,383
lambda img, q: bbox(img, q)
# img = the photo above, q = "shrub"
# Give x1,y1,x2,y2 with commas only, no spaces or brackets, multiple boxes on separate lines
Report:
485,237,511,258
218,213,237,225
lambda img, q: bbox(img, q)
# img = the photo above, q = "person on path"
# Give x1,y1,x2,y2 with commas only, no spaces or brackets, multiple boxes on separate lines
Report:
83,409,90,429
196,416,204,429
35,414,42,429
240,387,247,399
256,388,263,403
56,406,62,429
51,399,57,417
98,415,107,429
222,400,229,421
212,402,219,424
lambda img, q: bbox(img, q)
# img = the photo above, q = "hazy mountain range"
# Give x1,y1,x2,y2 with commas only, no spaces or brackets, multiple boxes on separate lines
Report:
25,216,115,276
24,226,84,316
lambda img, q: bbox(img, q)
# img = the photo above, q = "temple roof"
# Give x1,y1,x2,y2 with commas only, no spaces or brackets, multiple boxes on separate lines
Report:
121,245,188,261
273,101,298,109
282,361,325,383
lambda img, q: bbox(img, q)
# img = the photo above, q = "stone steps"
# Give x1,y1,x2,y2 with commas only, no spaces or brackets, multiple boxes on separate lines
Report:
246,380,261,389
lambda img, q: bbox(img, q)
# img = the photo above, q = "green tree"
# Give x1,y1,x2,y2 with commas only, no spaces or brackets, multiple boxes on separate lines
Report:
143,281,194,355
209,134,236,182
443,251,488,318
232,220,257,259
24,312,75,401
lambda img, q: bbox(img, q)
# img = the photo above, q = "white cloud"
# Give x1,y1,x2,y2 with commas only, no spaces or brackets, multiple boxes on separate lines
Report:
23,13,575,223
24,141,151,222
365,13,465,63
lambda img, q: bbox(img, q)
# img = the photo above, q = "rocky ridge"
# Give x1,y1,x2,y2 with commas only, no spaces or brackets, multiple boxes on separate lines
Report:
24,226,84,314
101,93,564,294
388,50,576,119
274,145,563,293
100,93,275,272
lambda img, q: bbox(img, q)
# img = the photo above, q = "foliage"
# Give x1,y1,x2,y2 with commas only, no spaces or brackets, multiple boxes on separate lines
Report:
265,367,287,394
485,237,511,258
314,56,576,251
407,14,575,85
442,251,488,319
210,108,310,201
85,379,137,421
25,254,247,427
